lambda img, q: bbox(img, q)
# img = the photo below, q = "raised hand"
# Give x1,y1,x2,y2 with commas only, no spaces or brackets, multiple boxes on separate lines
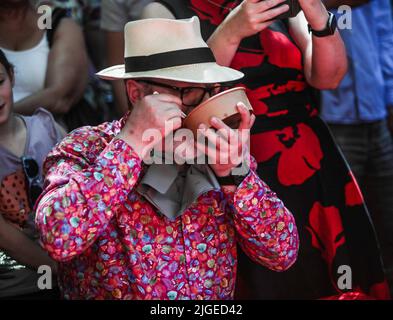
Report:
117,93,184,159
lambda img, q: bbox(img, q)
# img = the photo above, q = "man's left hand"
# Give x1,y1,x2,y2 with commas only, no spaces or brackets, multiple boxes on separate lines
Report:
197,103,256,177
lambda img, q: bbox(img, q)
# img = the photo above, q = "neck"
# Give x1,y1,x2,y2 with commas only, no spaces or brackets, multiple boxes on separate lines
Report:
0,114,18,144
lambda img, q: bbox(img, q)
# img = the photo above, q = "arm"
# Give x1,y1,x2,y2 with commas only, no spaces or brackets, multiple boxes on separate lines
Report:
201,104,298,271
323,0,369,9
222,160,299,271
104,31,130,116
14,18,88,115
35,128,143,262
206,0,290,66
142,1,289,67
0,214,57,272
288,0,347,89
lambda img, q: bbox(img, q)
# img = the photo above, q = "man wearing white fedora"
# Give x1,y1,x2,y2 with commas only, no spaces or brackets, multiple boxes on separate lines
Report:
35,17,299,300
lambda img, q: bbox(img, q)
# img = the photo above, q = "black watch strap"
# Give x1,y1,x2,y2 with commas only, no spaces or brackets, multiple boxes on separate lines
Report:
308,12,337,37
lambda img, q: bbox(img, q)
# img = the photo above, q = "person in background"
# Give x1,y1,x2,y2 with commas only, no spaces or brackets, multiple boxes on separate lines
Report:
143,0,390,299
37,0,116,130
0,49,63,299
321,0,393,296
0,0,88,124
101,0,152,116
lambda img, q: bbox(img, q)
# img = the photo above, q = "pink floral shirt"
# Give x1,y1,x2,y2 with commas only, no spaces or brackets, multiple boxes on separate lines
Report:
35,116,299,300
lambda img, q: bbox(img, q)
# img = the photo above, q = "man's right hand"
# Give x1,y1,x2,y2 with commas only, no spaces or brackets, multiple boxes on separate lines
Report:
116,93,184,159
220,0,290,45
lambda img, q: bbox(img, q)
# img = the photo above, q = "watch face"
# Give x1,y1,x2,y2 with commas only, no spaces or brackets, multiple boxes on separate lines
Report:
330,13,338,33
310,12,337,37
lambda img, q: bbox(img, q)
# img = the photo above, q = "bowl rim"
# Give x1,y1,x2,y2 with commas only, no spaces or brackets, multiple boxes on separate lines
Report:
185,87,247,120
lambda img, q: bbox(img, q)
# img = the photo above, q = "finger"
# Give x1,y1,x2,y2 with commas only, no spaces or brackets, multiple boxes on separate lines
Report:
195,140,227,163
156,101,185,117
210,117,236,142
161,106,186,120
164,117,182,135
149,92,182,106
256,19,276,31
259,3,290,21
160,102,187,118
199,124,229,152
249,113,256,128
237,102,251,130
255,0,287,12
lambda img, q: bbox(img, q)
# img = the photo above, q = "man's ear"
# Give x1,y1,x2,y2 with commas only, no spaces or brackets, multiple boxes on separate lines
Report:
125,79,145,104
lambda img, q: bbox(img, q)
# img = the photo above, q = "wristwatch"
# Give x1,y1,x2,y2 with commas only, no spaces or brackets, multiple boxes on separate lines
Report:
308,12,337,37
215,170,250,186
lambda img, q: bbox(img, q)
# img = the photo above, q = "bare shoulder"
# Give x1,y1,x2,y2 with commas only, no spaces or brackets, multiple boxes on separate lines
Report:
141,2,176,19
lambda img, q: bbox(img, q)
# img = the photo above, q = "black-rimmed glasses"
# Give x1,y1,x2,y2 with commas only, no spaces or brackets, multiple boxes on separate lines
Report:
21,156,43,208
139,80,231,107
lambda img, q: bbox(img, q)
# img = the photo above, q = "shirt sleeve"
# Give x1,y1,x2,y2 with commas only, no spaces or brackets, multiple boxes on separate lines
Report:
35,127,142,262
222,158,299,272
374,0,393,107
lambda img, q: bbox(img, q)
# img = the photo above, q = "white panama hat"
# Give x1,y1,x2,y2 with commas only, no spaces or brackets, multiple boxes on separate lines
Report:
96,16,244,84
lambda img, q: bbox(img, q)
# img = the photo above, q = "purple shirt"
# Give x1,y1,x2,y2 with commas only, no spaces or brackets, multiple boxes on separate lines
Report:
0,108,63,298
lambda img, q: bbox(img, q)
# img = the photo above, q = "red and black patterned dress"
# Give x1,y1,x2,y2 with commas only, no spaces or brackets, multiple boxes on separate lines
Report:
156,0,390,299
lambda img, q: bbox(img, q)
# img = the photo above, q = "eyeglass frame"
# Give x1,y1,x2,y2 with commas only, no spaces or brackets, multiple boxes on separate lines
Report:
138,79,231,107
20,156,43,209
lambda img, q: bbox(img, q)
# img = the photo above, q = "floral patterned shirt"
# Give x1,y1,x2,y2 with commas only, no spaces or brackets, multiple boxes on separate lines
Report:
35,116,299,300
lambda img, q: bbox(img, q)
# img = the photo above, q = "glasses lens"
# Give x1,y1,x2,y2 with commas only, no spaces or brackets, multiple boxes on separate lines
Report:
30,182,43,207
22,158,39,178
182,87,207,107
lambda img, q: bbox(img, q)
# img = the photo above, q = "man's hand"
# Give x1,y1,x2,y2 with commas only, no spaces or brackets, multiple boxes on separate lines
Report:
218,0,290,46
297,0,332,31
117,93,184,159
197,103,256,177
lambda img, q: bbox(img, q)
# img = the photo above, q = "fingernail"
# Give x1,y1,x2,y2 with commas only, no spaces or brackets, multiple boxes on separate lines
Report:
153,91,159,95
